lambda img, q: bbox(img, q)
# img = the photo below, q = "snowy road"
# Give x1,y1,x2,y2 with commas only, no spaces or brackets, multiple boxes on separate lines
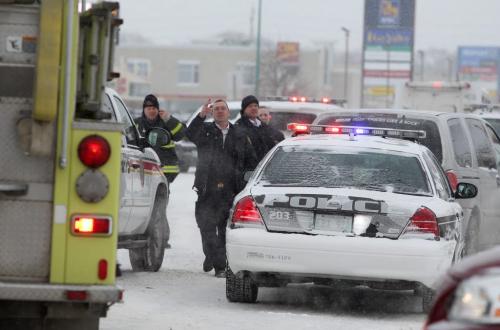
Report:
101,171,426,330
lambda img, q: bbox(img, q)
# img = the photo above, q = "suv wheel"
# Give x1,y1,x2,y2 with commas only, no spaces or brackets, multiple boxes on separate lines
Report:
129,196,167,272
226,268,258,303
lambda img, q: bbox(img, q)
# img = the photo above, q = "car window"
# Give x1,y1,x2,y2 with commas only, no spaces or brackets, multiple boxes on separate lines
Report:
466,118,496,169
485,124,500,168
113,96,139,146
268,112,316,131
102,94,117,121
423,151,451,200
317,114,443,163
484,118,500,136
259,146,431,195
447,118,473,168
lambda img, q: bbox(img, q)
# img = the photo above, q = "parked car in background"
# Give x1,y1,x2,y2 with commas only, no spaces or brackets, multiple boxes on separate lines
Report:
424,246,500,330
226,124,477,312
177,97,343,172
314,109,500,256
104,88,170,272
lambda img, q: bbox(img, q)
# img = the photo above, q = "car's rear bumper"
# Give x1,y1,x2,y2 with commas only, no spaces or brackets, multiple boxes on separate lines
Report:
226,228,455,289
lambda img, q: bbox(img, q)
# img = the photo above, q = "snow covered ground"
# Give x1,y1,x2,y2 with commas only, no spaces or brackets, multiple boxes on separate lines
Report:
101,171,426,330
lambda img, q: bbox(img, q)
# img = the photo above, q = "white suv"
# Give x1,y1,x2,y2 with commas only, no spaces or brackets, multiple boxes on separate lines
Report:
314,109,500,256
103,88,170,272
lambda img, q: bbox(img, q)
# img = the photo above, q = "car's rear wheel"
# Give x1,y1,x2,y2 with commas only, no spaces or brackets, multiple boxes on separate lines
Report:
421,287,435,313
129,196,167,272
226,268,258,303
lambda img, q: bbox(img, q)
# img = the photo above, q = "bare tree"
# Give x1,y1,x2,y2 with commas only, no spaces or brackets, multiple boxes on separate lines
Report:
259,49,302,96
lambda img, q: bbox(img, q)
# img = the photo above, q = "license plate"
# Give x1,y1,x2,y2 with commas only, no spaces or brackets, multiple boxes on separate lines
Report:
314,214,353,233
268,210,293,225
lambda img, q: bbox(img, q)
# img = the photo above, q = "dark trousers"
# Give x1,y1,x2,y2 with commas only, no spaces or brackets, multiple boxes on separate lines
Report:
165,173,178,183
195,191,233,271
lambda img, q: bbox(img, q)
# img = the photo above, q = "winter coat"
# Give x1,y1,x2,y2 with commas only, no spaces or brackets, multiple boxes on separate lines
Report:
135,113,186,175
234,116,278,170
186,115,256,198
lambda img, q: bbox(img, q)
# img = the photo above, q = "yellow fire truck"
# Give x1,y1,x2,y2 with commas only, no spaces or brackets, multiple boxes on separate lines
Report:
0,0,123,328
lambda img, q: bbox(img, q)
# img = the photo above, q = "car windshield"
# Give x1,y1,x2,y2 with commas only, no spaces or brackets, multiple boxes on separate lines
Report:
268,112,317,131
317,113,443,163
259,146,431,195
484,118,500,136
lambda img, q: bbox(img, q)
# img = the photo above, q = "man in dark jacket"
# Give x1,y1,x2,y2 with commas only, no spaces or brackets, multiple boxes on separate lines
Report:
258,105,285,144
235,95,277,170
186,98,255,277
135,94,186,183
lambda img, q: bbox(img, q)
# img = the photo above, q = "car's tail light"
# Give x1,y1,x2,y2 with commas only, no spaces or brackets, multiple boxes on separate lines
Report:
445,170,459,193
71,215,112,235
232,196,264,227
402,207,439,237
78,135,111,168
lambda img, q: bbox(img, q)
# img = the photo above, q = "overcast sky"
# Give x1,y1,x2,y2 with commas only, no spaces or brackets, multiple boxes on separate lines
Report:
118,0,499,51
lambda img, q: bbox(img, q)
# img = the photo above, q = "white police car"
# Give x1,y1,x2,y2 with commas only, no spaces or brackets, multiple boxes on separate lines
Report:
225,124,478,312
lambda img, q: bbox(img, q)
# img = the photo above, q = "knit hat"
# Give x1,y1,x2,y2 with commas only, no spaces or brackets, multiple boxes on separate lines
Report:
241,95,259,115
143,94,159,109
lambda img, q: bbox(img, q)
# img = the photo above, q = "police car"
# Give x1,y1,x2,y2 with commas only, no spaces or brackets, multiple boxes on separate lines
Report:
225,124,478,312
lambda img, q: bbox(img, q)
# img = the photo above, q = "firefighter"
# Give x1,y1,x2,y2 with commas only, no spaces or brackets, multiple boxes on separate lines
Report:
135,94,186,183
235,95,277,170
186,98,255,277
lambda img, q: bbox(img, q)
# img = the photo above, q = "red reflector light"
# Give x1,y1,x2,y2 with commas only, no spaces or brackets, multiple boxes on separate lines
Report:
78,135,111,168
445,170,458,193
98,259,108,280
325,126,340,133
232,196,263,224
66,290,87,301
407,207,439,236
72,216,111,235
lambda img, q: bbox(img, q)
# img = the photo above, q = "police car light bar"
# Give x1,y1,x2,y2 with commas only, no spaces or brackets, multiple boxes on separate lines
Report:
287,123,427,139
262,96,347,106
405,81,471,91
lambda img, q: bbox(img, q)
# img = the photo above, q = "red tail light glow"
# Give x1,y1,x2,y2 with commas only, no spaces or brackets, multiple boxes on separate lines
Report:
71,215,112,235
98,259,108,280
404,207,439,236
321,97,330,103
78,135,111,168
290,96,298,102
445,170,458,193
232,196,263,225
300,96,307,102
66,290,87,301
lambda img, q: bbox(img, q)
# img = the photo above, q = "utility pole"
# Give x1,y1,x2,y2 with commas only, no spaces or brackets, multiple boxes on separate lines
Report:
418,50,425,81
255,0,262,97
341,27,350,102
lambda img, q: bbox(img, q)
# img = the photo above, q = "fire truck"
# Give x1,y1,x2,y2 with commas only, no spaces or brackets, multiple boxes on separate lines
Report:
0,0,124,328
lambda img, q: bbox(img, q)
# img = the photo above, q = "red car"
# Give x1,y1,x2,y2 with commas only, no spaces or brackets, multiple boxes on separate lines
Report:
424,246,500,330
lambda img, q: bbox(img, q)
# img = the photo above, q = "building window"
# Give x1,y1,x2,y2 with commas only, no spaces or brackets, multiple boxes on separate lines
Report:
126,58,150,79
129,82,151,97
237,62,256,86
177,60,200,85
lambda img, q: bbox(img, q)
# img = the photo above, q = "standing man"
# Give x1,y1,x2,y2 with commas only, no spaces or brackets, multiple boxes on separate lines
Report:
186,99,255,277
258,106,285,144
135,94,186,183
235,95,277,170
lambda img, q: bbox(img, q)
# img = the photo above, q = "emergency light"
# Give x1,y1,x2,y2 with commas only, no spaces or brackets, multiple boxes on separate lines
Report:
78,135,111,168
287,123,427,139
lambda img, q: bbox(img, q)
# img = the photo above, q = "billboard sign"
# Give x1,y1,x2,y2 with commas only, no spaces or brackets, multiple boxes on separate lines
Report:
361,0,415,108
276,42,300,65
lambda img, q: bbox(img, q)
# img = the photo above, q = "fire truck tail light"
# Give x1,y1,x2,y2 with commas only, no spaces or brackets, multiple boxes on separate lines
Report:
78,135,111,168
71,215,112,235
98,259,108,280
66,290,88,301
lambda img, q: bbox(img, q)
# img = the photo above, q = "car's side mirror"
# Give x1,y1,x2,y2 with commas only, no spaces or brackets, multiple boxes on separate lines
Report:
147,128,171,148
454,182,478,199
243,171,254,182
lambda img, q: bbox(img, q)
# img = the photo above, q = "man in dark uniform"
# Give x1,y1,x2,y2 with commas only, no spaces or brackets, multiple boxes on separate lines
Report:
186,98,255,277
135,94,186,183
235,95,277,171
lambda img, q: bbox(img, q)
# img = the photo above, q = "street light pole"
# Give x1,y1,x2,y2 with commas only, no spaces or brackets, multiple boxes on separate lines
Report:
418,50,425,81
255,0,262,97
341,27,350,102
